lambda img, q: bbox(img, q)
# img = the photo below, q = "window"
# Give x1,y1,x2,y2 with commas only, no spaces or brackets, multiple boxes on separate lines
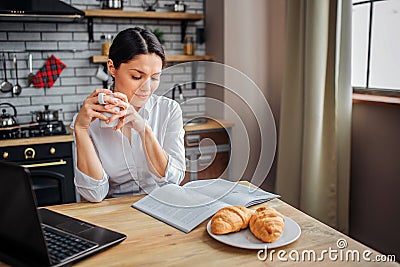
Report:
352,0,400,94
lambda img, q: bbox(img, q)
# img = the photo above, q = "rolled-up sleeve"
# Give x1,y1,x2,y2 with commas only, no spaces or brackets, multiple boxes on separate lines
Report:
74,168,109,202
162,103,185,185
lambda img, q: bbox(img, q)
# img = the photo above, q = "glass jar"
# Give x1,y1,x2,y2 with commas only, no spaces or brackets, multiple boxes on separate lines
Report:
183,35,194,56
101,34,113,56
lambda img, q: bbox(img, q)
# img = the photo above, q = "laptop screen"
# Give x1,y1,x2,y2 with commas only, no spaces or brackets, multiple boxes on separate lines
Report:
0,161,51,266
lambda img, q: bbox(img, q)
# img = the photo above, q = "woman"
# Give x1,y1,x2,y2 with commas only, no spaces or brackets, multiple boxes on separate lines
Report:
71,27,186,202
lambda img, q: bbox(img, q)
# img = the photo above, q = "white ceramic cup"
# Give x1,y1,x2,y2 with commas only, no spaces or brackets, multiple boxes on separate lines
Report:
98,93,120,128
95,65,109,82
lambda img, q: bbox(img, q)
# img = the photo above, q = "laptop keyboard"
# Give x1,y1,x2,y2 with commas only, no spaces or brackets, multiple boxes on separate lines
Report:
42,225,99,264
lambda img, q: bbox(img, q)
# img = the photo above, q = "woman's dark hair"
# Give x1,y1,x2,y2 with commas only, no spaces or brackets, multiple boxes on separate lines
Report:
109,27,166,68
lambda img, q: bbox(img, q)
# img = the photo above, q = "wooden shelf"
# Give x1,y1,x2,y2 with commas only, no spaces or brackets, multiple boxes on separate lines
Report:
91,55,214,63
84,9,204,43
167,55,214,62
84,9,203,20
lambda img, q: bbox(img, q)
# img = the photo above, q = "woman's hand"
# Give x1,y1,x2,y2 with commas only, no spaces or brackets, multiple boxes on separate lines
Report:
115,103,146,133
74,89,128,132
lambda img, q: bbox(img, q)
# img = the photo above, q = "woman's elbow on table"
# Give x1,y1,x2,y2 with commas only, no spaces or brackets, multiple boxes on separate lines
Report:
74,168,109,202
163,156,185,185
76,187,107,203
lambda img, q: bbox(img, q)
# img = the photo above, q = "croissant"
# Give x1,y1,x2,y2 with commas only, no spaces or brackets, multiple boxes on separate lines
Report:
249,206,285,243
210,206,255,235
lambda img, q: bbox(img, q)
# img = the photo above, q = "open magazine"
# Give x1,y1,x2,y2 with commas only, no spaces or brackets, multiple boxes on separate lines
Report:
132,179,280,233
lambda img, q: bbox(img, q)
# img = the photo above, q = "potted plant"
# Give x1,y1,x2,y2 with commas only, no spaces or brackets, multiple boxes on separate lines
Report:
147,27,165,45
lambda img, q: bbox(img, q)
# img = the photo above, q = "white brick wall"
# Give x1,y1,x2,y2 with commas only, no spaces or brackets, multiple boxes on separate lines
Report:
0,0,206,124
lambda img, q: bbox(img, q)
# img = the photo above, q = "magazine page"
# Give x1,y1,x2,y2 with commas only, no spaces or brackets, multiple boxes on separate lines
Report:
132,179,280,233
132,184,227,233
183,179,280,207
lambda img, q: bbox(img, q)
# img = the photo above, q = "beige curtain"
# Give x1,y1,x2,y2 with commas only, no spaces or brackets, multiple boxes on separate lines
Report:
276,0,352,233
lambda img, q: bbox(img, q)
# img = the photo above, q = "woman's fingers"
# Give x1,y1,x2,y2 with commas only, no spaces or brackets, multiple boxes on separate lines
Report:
106,113,121,127
93,112,110,122
98,92,129,111
76,89,127,130
82,108,110,122
90,88,113,97
81,89,130,130
112,91,129,103
114,116,125,130
97,93,120,106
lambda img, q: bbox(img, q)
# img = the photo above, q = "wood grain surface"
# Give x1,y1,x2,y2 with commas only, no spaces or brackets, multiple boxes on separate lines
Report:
84,10,203,20
2,193,397,266
91,55,214,63
0,135,74,147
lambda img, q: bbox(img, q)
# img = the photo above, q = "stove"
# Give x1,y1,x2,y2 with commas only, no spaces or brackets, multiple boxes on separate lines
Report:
0,121,69,140
0,120,75,206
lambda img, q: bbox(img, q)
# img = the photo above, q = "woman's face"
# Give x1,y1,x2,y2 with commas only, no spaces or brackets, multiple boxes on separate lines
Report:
108,53,162,109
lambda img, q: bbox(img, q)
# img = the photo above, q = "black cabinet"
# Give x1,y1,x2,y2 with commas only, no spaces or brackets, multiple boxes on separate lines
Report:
0,142,76,206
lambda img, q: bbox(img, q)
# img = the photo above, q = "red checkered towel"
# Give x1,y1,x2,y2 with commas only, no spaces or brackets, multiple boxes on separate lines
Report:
33,55,66,89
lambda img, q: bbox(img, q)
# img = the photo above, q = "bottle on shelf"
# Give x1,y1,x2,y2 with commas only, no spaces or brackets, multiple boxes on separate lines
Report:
183,35,194,56
101,34,114,56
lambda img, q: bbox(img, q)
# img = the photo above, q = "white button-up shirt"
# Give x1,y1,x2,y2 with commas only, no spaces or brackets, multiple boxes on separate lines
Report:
70,94,186,202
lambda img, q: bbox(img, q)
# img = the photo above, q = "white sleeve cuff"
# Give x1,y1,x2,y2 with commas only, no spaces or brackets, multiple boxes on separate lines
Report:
74,167,109,202
163,155,185,185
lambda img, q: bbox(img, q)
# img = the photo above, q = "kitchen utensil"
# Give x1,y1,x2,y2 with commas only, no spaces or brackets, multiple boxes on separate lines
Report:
101,105,120,129
12,54,22,96
0,103,18,127
196,28,205,44
142,0,159,11
98,0,123,9
27,53,35,86
165,1,186,12
0,53,13,93
31,105,62,122
172,83,183,100
95,65,109,82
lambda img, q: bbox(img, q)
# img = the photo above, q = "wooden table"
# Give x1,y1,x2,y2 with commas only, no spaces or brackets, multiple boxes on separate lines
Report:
1,196,398,266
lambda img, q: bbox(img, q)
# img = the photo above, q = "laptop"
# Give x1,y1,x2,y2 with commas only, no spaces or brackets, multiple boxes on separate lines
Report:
0,161,127,267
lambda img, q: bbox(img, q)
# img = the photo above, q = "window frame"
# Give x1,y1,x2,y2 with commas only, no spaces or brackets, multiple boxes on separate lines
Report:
352,0,400,98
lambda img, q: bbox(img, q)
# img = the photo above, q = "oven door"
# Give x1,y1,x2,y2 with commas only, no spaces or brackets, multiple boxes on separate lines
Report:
22,158,76,206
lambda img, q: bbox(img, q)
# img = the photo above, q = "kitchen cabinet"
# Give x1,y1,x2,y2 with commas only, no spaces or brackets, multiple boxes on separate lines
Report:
0,140,76,206
182,119,233,185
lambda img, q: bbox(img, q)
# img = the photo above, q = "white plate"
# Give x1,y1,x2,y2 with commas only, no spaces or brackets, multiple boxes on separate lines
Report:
206,216,301,249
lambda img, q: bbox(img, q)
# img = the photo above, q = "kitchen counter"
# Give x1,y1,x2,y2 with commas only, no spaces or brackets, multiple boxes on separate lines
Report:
184,119,234,132
1,183,396,267
0,123,74,148
0,119,233,148
0,134,74,148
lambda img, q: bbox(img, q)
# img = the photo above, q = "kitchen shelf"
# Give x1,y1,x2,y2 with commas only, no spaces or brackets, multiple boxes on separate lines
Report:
84,9,203,42
91,55,214,63
166,55,214,62
84,9,203,20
